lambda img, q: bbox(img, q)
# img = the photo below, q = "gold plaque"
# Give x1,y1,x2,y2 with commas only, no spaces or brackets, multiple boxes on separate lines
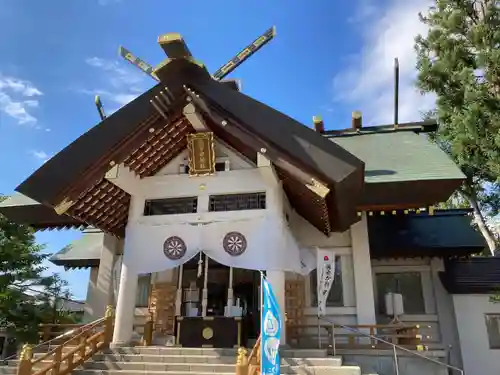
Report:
187,132,215,176
202,327,214,340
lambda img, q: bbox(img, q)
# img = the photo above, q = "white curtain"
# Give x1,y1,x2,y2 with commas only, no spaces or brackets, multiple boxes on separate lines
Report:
122,214,306,274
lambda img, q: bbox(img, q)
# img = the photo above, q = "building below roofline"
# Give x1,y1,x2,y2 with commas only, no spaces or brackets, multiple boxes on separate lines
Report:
0,55,492,374
46,208,500,375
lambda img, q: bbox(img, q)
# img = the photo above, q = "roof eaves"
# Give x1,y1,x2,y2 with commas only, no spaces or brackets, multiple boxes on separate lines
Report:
15,59,201,209
324,120,437,138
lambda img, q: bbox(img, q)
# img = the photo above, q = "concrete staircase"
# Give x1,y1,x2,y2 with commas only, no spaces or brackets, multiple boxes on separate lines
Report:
1,346,377,375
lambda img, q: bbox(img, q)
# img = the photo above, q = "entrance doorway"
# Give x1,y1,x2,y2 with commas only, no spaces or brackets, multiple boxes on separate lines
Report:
179,254,260,346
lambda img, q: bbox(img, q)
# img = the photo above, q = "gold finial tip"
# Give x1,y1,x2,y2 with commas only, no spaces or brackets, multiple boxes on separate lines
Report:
20,344,33,360
352,111,362,119
236,347,248,364
312,115,323,123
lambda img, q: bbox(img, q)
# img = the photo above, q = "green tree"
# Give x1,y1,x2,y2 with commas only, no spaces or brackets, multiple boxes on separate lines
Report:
415,0,500,254
0,195,73,343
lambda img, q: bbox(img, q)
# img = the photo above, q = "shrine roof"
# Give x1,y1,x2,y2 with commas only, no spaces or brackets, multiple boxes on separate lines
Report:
440,257,500,294
331,131,465,184
5,59,365,236
49,228,103,269
368,209,485,258
0,193,83,230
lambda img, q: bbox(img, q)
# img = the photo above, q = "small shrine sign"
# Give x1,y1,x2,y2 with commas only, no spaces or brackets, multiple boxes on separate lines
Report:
187,132,215,176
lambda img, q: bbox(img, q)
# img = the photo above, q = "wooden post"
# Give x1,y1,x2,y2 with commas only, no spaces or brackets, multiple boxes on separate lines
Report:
143,314,154,346
226,267,234,315
175,265,183,316
41,325,51,343
201,254,209,317
51,345,62,375
104,305,114,345
235,347,248,375
16,344,33,375
79,333,87,360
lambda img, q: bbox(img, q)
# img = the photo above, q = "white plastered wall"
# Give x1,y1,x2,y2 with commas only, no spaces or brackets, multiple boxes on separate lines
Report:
287,210,376,330
83,235,121,322
453,294,500,375
111,142,290,344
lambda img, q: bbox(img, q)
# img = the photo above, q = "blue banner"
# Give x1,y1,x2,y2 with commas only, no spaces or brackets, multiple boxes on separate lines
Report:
261,274,281,375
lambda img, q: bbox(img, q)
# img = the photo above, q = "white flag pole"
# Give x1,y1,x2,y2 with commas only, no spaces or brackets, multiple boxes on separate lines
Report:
316,247,322,349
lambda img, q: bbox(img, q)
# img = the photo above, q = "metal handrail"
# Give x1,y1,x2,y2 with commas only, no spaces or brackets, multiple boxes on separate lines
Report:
318,316,465,375
1,317,106,365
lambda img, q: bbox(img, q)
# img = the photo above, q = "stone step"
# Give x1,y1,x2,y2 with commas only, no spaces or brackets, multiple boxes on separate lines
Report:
103,347,328,358
31,346,329,359
86,362,344,373
68,368,363,375
91,354,342,366
0,366,362,375
0,346,366,375
5,357,342,369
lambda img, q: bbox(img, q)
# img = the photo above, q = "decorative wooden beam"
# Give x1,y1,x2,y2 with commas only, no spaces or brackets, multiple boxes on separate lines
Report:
157,33,193,59
183,102,208,131
184,87,330,198
257,152,280,187
105,164,143,196
54,197,75,215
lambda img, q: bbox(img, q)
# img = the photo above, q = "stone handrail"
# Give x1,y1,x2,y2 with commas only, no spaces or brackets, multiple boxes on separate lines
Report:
16,307,114,375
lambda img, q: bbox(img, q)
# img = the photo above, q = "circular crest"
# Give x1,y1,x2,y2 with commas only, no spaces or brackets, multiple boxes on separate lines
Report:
223,231,247,256
202,327,214,340
163,236,187,260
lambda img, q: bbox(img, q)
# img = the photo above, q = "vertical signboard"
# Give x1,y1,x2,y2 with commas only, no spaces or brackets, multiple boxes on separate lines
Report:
187,132,216,176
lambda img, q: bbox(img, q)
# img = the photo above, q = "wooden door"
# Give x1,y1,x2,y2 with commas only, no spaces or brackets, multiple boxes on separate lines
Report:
285,277,306,346
149,282,177,335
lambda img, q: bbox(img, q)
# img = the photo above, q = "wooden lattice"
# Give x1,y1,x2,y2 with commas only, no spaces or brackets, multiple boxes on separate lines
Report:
149,282,177,335
285,277,306,345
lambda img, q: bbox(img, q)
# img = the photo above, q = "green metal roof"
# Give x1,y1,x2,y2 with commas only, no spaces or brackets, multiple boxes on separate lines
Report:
330,132,465,183
0,192,40,207
0,193,84,229
50,229,104,268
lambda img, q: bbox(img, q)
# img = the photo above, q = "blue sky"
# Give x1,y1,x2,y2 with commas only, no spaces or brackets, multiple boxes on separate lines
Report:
0,0,433,299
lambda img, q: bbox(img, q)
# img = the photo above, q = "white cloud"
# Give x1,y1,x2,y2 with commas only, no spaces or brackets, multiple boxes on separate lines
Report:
0,74,43,125
82,57,152,111
30,149,50,163
333,0,435,125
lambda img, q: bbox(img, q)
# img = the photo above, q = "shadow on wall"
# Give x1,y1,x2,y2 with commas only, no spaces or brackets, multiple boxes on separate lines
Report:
365,170,397,177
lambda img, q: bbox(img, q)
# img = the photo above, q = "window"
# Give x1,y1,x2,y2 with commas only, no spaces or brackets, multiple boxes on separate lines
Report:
135,274,151,307
485,314,500,349
184,162,226,174
310,256,343,307
209,192,266,212
375,272,425,315
144,197,197,216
